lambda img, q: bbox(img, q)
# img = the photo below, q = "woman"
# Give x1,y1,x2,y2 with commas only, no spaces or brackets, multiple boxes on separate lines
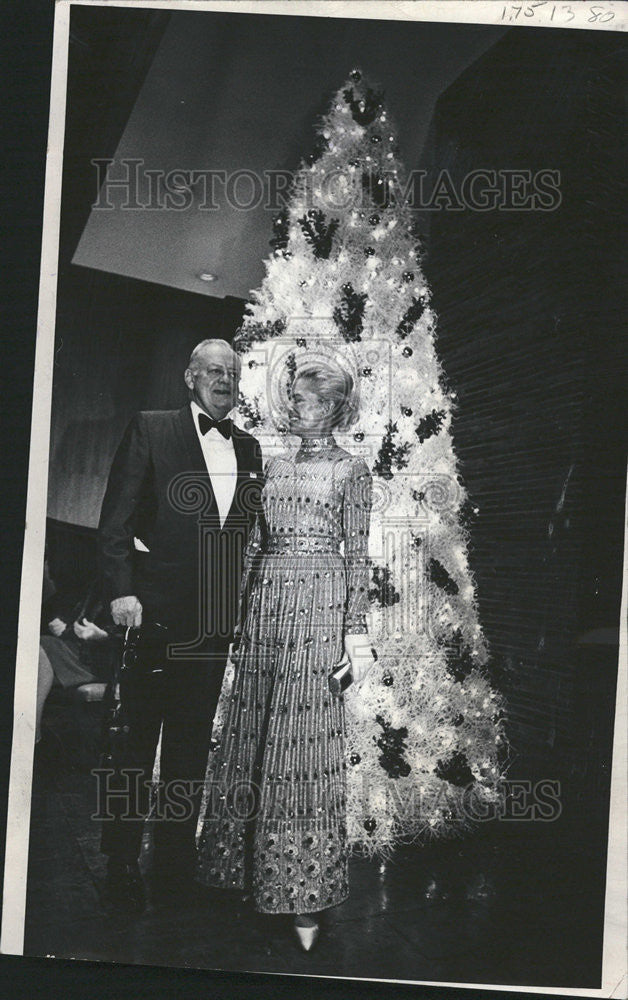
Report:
196,358,374,951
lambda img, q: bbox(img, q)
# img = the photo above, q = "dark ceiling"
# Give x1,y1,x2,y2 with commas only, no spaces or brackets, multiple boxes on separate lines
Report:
73,9,506,300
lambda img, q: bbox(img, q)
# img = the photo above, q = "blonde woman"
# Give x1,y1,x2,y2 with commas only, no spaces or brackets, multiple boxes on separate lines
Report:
196,359,374,951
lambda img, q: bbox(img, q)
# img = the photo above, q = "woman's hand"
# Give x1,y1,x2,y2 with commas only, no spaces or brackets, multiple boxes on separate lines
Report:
48,618,67,637
342,634,376,686
73,617,109,642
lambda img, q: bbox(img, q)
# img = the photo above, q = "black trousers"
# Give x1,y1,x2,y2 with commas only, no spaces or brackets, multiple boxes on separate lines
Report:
99,643,229,868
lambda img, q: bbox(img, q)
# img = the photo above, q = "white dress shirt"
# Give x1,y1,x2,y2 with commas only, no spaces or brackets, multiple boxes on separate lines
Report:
190,400,238,528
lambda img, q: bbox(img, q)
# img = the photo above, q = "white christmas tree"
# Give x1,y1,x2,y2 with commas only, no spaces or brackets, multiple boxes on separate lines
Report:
219,70,510,855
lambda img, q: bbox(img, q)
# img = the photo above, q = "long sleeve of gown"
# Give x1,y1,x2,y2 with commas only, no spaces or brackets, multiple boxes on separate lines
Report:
342,458,373,635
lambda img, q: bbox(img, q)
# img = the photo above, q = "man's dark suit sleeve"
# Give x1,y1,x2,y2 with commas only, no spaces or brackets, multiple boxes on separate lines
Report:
98,413,151,605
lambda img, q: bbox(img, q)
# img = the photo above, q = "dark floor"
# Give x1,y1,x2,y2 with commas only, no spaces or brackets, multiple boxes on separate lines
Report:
24,700,607,989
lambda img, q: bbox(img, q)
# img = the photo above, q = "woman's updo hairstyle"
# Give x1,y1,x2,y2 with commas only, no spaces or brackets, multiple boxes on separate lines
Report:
293,358,360,431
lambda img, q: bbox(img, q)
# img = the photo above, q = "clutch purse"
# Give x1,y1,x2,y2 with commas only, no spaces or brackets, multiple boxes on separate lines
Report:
328,659,353,696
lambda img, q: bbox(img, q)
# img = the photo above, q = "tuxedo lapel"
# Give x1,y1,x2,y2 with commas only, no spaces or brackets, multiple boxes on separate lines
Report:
176,404,209,474
173,405,219,518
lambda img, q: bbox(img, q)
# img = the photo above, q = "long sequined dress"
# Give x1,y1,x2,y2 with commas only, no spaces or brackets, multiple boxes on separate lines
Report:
196,435,372,914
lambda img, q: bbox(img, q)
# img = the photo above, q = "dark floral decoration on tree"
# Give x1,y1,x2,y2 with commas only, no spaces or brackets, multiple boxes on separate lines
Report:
234,318,285,354
333,283,368,343
368,565,401,608
415,408,446,444
396,296,425,339
237,391,262,430
434,750,475,788
298,209,339,259
269,208,290,253
428,557,459,596
374,714,411,779
362,171,391,209
443,627,476,683
343,86,383,126
373,421,411,480
284,351,297,394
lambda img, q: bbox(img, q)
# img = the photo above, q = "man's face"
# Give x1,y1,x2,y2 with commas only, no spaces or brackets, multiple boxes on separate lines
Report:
184,345,240,419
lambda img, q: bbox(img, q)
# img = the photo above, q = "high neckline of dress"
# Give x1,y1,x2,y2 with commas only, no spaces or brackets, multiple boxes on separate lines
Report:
295,434,337,459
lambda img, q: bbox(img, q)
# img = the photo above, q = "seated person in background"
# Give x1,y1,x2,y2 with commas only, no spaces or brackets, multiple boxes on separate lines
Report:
37,557,114,749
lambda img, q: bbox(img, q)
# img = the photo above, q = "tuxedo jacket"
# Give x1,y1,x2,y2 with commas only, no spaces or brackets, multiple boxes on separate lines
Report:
98,405,264,645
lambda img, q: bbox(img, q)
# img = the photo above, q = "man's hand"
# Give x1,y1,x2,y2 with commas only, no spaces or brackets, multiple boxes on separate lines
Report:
343,634,376,686
47,618,66,637
110,595,143,627
73,617,109,642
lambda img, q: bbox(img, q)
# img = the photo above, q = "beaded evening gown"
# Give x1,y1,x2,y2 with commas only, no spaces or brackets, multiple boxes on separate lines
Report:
196,435,372,914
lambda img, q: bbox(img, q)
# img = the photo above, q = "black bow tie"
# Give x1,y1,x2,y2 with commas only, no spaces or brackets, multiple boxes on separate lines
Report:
198,412,232,440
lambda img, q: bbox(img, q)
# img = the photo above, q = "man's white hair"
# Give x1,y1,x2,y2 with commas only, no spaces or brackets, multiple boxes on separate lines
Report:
186,338,241,373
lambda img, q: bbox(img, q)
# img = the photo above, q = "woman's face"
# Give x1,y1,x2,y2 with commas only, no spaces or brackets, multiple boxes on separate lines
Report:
288,378,333,436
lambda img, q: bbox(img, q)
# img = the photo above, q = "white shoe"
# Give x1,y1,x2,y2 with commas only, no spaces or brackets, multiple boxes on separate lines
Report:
294,916,320,952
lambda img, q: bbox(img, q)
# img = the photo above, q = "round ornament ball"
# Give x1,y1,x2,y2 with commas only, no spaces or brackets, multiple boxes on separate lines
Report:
402,346,413,358
364,818,376,834
350,753,361,766
349,68,362,82
369,213,380,225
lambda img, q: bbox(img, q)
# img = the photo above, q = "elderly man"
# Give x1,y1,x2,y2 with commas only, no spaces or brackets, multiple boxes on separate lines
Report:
98,338,263,912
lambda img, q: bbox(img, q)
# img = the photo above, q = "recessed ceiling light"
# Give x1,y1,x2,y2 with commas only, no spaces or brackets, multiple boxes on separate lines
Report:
198,272,218,282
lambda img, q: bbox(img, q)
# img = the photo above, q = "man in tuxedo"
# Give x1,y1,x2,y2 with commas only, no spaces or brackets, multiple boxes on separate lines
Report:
98,338,263,912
